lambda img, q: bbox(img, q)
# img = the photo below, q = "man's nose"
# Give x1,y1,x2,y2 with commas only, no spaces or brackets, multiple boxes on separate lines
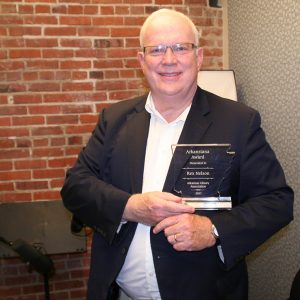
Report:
162,47,177,64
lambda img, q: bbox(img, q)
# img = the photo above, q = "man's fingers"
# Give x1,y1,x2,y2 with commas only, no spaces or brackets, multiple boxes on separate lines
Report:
163,195,195,213
160,192,182,203
123,191,194,225
153,215,178,234
166,202,195,215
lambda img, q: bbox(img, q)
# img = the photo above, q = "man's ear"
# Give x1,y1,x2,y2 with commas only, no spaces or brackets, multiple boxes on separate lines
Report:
137,51,145,70
197,47,204,71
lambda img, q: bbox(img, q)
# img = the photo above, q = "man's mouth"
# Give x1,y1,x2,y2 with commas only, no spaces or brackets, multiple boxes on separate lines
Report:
159,72,182,78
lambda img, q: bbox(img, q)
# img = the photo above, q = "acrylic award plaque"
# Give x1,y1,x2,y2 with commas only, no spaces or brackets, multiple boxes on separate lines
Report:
171,144,235,210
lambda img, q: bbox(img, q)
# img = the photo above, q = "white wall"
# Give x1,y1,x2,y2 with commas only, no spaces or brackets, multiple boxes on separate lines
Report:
228,1,300,299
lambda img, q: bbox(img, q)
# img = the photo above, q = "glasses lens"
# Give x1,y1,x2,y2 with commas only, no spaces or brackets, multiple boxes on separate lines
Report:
146,45,166,56
144,43,196,56
173,43,193,54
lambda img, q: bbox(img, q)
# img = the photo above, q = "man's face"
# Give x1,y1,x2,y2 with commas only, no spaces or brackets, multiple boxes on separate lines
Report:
138,15,203,101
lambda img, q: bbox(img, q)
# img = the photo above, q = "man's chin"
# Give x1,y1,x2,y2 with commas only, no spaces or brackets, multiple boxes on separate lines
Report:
156,85,182,97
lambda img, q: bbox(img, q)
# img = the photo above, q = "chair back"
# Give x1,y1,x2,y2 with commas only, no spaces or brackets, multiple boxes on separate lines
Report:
197,70,237,101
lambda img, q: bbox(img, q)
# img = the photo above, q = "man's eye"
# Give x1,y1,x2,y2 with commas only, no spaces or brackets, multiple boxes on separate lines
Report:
150,46,164,54
174,44,188,52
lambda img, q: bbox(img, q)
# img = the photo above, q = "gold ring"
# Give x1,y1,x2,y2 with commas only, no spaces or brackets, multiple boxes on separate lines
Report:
174,234,177,243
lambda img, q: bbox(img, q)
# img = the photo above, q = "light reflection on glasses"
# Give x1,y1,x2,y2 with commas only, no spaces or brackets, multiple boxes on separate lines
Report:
143,43,198,57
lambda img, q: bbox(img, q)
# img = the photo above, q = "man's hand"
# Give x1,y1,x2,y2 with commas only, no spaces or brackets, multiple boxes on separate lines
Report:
122,192,195,226
153,214,216,251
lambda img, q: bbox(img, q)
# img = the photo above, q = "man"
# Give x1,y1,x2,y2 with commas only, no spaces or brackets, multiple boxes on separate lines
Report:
61,9,293,300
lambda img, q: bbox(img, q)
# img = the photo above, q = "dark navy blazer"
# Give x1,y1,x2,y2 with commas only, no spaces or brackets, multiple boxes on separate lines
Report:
61,87,293,300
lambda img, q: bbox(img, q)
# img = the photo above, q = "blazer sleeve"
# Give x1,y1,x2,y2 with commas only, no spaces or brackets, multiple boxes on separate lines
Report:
210,110,294,270
61,108,131,245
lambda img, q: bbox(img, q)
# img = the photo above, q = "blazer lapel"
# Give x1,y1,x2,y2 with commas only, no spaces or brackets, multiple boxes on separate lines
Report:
126,99,150,194
163,88,212,192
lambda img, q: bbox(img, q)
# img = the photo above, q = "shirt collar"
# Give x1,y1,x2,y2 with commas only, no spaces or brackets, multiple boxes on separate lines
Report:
145,92,191,124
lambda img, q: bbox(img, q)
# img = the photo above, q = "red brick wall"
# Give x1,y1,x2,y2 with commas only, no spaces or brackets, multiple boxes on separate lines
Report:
0,0,224,298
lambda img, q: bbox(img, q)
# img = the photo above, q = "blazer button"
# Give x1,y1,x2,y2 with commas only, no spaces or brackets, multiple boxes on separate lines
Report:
121,247,127,255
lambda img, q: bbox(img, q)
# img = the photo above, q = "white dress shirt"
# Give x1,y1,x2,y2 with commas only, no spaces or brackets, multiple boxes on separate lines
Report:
116,93,191,300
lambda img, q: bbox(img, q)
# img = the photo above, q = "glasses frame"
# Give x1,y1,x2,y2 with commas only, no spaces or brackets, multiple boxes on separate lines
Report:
143,43,198,57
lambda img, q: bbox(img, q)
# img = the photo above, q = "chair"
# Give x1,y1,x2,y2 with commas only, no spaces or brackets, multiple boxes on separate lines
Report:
197,70,237,101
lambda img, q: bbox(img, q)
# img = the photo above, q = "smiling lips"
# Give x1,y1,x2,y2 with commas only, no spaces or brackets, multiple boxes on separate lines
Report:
159,71,182,78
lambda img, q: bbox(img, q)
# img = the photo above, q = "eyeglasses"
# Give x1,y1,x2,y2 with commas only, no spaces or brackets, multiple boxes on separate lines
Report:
143,43,198,57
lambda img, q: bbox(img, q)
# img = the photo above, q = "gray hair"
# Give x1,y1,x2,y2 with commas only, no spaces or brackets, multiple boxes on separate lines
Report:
139,8,200,48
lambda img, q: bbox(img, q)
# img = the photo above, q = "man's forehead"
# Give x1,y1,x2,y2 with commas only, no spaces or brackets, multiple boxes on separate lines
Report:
143,16,194,43
148,13,189,28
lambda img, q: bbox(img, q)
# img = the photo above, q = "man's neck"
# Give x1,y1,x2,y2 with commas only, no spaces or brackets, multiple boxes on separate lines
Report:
151,94,194,123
